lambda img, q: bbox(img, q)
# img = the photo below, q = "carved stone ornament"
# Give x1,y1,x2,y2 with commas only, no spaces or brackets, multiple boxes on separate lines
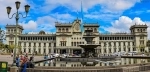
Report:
62,37,66,40
75,23,80,31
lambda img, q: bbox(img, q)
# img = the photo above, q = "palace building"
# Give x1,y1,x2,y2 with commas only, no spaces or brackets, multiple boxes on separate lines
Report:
5,18,149,54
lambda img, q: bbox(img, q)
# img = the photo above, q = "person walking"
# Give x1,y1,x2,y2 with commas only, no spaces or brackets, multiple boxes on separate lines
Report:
16,56,20,67
21,58,27,72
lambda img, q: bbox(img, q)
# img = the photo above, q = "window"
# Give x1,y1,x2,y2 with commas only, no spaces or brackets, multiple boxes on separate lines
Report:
128,48,130,52
104,42,106,46
44,43,46,47
58,28,61,32
44,48,46,53
29,43,31,47
124,47,126,51
104,49,106,53
60,41,66,46
24,48,26,52
143,29,145,32
133,42,135,46
39,43,41,47
94,28,97,32
109,48,111,53
66,28,68,32
62,28,65,32
140,36,144,39
114,42,116,46
123,42,126,46
108,42,111,46
128,42,130,46
114,48,116,52
49,43,51,47
140,41,144,45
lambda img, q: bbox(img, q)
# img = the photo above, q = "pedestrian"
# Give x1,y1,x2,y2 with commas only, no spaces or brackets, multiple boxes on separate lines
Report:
21,58,27,72
11,53,13,57
16,56,20,67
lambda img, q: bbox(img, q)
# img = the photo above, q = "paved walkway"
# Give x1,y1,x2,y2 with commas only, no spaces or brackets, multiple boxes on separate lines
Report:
0,55,44,64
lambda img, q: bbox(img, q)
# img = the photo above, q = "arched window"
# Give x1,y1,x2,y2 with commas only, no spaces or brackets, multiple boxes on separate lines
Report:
66,28,68,32
62,28,65,32
94,28,97,32
58,28,61,32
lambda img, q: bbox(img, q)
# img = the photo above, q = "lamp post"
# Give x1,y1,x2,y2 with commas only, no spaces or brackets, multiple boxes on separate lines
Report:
6,1,30,66
0,28,5,43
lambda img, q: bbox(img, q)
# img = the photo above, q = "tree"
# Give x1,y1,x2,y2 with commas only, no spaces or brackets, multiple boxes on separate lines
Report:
0,42,4,49
0,42,5,51
0,44,21,53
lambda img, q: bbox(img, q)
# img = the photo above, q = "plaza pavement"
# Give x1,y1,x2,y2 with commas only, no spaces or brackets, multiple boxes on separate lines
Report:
0,55,44,64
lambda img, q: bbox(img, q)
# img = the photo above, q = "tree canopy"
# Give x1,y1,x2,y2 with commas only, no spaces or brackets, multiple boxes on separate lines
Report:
0,42,21,53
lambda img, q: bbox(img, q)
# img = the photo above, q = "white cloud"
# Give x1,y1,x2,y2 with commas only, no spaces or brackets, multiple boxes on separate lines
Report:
84,13,120,21
20,20,37,30
21,13,75,32
43,0,139,13
102,16,150,38
36,16,56,31
51,13,76,22
34,0,140,22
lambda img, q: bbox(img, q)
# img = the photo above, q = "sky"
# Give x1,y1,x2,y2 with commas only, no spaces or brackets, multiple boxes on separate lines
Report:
0,0,150,37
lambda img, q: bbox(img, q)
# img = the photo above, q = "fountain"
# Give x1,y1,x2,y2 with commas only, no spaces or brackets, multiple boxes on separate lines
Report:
77,29,100,66
79,29,100,58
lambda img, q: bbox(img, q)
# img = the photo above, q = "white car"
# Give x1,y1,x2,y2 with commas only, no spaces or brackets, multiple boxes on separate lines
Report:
52,53,60,57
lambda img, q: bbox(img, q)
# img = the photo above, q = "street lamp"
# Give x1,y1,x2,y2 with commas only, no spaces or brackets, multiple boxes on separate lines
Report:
6,1,30,66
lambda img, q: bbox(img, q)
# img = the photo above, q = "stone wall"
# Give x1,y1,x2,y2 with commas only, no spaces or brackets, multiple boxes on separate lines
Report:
9,63,150,72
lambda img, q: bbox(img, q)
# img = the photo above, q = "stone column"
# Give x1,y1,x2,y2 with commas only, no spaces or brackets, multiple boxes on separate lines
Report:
51,42,54,54
81,49,84,53
71,49,73,54
68,49,70,54
55,49,57,53
10,67,18,72
58,49,60,54
96,48,99,54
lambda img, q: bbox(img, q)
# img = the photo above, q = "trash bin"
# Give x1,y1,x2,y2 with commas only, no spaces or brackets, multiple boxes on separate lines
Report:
0,61,8,72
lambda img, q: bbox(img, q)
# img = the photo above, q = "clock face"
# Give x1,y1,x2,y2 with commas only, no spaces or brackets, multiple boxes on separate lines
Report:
75,24,80,30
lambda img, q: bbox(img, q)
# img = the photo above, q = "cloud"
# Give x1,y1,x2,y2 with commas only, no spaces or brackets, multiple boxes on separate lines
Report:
20,20,37,30
41,0,139,22
20,13,75,32
147,10,150,13
42,0,140,13
102,16,150,38
84,13,120,21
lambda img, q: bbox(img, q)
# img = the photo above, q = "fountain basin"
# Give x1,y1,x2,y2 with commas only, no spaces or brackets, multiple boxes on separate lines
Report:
79,44,100,49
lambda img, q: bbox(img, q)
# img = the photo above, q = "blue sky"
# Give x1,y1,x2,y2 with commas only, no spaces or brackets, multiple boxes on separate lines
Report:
0,0,150,36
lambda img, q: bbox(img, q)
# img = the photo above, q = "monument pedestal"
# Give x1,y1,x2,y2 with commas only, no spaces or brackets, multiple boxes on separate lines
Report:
10,66,18,72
